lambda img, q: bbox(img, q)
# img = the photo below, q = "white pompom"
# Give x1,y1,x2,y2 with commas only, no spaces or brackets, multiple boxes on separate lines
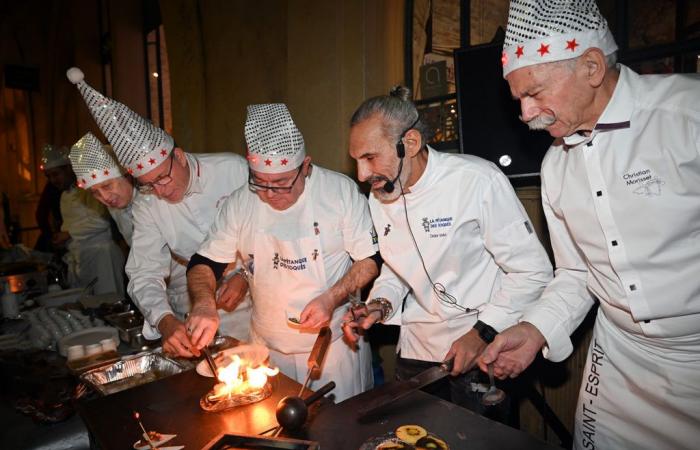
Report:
66,67,84,84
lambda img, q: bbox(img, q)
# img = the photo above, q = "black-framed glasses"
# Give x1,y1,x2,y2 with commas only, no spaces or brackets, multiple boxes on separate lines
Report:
248,166,303,194
136,152,174,194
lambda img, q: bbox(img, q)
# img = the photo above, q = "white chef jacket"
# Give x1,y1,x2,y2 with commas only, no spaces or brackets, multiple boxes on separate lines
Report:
368,147,553,362
60,185,125,296
198,164,378,340
197,165,377,401
519,65,700,450
126,153,251,340
522,65,700,361
108,187,196,339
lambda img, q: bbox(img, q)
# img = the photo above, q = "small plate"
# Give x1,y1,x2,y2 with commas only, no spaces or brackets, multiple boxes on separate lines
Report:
133,433,176,449
195,344,270,377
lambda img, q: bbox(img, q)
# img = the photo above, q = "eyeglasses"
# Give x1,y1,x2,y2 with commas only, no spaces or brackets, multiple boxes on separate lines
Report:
248,166,303,193
136,153,174,194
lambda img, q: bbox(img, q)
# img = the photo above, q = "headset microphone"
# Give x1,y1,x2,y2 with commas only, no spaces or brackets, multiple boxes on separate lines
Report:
382,158,404,193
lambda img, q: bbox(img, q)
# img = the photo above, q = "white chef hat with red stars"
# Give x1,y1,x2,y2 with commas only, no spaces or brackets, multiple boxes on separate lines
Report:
244,103,305,174
501,0,618,78
40,144,71,171
66,67,173,177
69,132,124,189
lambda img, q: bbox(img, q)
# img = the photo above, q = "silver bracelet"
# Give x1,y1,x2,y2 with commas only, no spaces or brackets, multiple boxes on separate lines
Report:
367,297,393,323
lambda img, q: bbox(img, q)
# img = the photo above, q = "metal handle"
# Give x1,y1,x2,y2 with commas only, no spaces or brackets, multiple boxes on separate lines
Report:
303,381,336,406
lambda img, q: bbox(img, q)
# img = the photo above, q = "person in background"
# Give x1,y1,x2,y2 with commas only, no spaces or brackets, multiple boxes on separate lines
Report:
344,86,552,413
35,144,73,252
480,1,700,448
187,104,379,401
68,132,193,348
67,67,251,357
58,141,125,296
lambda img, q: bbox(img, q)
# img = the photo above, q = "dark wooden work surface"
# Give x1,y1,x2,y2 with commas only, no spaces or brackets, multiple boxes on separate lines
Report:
78,368,560,450
76,368,303,450
307,388,560,450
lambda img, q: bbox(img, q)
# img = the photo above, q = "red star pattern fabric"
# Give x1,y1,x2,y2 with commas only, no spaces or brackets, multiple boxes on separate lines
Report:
128,168,134,174
501,52,508,66
566,39,579,51
137,163,144,170
160,149,168,156
515,46,524,58
538,43,550,56
264,159,272,166
91,173,97,179
281,159,288,165
104,170,110,175
148,158,156,165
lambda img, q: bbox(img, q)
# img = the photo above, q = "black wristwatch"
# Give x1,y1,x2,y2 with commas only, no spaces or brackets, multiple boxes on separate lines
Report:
473,320,498,344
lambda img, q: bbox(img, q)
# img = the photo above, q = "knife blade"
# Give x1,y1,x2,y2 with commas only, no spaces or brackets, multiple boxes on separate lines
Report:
357,359,453,418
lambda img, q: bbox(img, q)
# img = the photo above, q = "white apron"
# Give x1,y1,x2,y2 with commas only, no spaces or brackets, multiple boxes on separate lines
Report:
248,198,371,402
573,309,700,450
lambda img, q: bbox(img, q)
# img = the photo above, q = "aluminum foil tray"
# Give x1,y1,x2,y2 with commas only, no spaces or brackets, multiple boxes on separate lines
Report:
80,352,187,396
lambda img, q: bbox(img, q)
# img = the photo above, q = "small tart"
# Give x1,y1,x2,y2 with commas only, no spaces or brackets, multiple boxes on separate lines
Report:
395,425,428,444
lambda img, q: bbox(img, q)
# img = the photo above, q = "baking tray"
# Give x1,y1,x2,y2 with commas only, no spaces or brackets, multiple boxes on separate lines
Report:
80,352,187,396
202,433,319,450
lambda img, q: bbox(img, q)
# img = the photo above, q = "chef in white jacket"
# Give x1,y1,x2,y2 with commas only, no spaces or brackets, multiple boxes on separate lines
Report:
187,104,379,401
345,86,552,410
68,132,191,343
480,1,700,449
45,143,125,296
67,68,251,357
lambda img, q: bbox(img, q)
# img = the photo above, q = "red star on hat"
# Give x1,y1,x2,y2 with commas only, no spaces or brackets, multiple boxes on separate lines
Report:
127,168,134,175
264,159,272,166
501,52,508,66
149,158,156,165
515,46,524,58
137,163,144,170
566,39,579,51
160,149,168,156
281,159,288,165
104,169,110,175
91,173,97,179
538,43,550,56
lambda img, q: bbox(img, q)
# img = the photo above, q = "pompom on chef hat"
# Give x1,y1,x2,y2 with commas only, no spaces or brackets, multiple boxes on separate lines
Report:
69,132,124,189
40,144,71,171
66,67,174,177
501,0,618,78
244,103,306,174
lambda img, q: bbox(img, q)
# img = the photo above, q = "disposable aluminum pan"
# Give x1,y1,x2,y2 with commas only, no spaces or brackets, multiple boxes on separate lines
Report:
80,352,187,396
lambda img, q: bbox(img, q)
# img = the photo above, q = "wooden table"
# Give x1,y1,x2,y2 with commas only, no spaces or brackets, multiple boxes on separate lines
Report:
77,368,303,449
78,368,560,450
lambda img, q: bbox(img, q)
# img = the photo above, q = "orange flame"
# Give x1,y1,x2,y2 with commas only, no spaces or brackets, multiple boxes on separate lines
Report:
210,355,279,400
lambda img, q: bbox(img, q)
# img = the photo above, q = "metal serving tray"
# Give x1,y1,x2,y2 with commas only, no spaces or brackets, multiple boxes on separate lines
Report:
80,351,187,396
202,433,319,450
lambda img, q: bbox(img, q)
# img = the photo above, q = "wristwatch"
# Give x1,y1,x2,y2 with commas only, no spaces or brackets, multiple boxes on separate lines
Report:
473,320,498,344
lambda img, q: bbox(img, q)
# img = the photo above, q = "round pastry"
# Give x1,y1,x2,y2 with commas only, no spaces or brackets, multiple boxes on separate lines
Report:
415,435,449,450
395,425,428,444
376,439,415,449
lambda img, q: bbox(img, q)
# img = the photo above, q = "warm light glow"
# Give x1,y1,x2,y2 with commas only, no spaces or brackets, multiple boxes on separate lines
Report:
209,354,278,400
152,72,159,78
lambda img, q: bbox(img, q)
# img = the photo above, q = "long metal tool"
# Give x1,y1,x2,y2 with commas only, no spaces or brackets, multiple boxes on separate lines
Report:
357,359,454,418
298,326,332,396
201,346,219,378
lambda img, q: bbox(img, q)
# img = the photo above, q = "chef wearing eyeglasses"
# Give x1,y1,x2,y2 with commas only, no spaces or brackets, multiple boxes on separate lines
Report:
68,67,252,357
186,104,380,401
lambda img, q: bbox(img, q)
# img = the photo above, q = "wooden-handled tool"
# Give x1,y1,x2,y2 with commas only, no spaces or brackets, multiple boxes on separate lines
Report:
298,326,331,396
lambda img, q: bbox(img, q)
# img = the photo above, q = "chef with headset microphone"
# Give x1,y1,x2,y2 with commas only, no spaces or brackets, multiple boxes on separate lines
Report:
343,86,552,412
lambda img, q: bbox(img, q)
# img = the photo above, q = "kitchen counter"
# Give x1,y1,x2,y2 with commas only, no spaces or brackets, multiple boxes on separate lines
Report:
77,367,560,450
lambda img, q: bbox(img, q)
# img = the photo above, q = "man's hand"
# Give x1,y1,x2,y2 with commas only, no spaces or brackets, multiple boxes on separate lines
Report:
185,300,219,351
158,314,198,358
341,302,382,346
299,291,335,329
216,272,248,311
444,328,487,376
478,322,546,379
